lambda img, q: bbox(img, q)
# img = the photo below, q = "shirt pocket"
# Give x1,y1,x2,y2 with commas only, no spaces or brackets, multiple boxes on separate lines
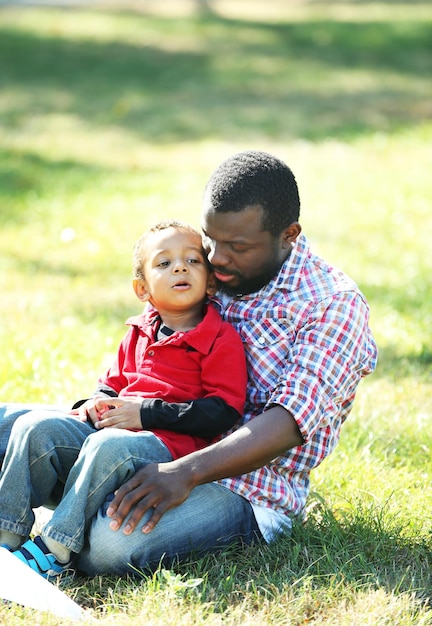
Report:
239,318,296,398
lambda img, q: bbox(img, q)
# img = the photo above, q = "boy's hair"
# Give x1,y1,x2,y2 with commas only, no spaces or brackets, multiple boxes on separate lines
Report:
133,220,204,280
203,150,301,236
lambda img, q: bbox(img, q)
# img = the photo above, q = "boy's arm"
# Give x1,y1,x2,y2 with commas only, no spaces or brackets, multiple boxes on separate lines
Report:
139,397,241,438
88,395,242,435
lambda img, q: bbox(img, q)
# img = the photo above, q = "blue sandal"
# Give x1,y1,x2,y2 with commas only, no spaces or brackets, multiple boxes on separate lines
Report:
13,536,72,582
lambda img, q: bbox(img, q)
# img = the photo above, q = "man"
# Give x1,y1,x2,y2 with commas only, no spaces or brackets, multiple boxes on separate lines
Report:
74,150,377,575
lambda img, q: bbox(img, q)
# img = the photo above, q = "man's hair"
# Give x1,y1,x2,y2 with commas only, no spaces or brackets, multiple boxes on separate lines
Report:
133,220,202,280
203,150,300,236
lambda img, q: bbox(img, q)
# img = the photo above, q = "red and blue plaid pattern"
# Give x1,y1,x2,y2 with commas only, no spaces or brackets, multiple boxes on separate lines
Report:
212,234,377,519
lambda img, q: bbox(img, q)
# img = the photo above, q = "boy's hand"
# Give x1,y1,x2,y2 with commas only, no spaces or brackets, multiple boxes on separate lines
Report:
93,396,142,431
70,395,113,425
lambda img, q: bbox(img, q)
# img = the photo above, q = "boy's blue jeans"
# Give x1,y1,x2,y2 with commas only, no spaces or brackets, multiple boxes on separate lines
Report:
0,403,261,575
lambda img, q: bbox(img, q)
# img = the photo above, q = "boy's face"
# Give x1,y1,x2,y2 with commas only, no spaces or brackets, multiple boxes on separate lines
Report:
133,227,210,314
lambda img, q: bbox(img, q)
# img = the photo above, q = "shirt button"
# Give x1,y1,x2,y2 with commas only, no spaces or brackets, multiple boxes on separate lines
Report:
258,337,265,345
148,350,155,356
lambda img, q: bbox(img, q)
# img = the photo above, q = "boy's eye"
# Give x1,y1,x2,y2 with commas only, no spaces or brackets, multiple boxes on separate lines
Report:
157,260,170,268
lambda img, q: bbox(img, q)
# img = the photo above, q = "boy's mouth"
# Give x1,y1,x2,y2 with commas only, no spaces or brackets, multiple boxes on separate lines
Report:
172,281,191,289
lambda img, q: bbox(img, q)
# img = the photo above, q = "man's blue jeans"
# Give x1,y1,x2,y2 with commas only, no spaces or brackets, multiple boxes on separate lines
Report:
0,403,261,575
77,480,261,576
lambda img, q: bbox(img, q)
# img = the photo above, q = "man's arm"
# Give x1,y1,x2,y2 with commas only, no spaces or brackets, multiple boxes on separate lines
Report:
106,404,303,535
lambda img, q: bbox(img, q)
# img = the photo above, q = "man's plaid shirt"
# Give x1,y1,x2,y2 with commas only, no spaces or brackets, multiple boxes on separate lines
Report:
212,234,377,526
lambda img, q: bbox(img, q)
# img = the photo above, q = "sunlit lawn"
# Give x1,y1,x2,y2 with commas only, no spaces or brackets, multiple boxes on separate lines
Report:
0,1,431,623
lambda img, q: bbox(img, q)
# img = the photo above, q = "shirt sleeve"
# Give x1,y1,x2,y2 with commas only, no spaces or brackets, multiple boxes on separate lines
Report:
139,397,241,438
270,291,378,442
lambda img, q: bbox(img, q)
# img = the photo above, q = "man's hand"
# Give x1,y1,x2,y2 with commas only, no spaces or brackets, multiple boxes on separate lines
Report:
106,462,193,535
105,406,302,536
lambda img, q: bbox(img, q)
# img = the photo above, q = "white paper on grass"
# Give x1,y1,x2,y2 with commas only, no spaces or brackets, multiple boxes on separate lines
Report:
0,547,86,620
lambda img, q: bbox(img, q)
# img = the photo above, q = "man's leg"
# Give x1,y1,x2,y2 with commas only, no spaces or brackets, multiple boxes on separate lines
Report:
77,483,262,576
43,429,173,554
0,410,94,540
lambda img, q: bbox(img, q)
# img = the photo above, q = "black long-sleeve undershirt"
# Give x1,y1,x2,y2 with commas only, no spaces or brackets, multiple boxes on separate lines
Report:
72,388,241,439
139,397,240,438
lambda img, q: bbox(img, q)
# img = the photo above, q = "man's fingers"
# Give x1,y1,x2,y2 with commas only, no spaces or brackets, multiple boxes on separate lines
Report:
107,478,143,517
109,491,160,534
121,495,161,534
106,468,157,530
141,503,168,534
105,462,189,535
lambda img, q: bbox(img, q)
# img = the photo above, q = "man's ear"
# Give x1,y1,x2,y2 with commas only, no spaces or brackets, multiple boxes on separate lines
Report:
133,279,151,302
282,222,302,248
206,272,218,297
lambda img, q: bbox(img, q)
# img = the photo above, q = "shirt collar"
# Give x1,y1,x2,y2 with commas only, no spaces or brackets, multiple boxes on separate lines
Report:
125,303,222,356
274,233,309,293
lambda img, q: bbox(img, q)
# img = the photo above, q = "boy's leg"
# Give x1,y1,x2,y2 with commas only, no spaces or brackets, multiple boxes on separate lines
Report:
0,403,66,462
42,429,173,554
77,482,262,576
0,410,94,540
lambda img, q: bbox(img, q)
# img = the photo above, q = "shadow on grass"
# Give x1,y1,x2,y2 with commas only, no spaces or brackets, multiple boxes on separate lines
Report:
0,145,164,225
357,282,432,379
373,345,432,380
0,148,115,224
0,7,430,147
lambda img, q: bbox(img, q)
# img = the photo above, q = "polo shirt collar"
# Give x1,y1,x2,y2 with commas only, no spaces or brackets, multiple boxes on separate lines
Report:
126,303,221,356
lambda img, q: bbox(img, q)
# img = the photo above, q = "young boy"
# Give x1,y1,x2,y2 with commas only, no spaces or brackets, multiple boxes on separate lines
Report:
0,220,247,580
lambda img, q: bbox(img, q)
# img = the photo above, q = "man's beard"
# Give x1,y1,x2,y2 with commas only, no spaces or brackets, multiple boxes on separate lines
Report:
214,258,282,297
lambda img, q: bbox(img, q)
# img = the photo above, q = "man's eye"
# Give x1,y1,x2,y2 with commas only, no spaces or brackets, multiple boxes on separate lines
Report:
230,245,251,253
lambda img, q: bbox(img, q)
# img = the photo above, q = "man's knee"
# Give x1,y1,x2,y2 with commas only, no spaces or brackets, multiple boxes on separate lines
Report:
77,502,153,576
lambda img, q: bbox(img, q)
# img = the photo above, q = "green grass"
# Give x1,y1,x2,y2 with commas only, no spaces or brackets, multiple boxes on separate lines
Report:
0,1,431,623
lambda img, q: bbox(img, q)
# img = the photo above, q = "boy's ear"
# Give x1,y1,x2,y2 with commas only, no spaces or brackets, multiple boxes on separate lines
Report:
206,272,217,297
133,279,151,302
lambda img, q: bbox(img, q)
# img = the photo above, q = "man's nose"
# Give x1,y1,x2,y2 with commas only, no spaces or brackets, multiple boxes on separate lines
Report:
207,243,230,266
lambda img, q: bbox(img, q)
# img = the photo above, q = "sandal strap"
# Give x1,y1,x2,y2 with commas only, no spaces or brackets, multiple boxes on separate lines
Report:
15,537,54,573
